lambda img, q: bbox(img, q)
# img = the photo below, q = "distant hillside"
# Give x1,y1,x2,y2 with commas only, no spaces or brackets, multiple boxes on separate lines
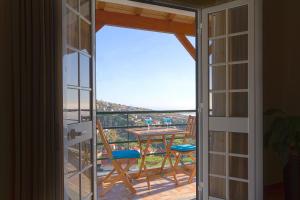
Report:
96,100,190,127
96,100,151,112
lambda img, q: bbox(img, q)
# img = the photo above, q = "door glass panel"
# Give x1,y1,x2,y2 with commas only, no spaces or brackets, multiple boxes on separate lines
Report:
209,66,226,90
229,92,248,117
80,54,90,88
229,64,248,89
66,49,79,86
209,176,226,199
209,11,226,37
67,9,79,48
80,0,91,20
209,131,226,152
67,0,78,10
67,175,80,200
81,140,92,168
229,180,248,200
229,132,248,155
209,39,226,64
80,90,91,122
81,167,92,198
229,156,248,179
209,154,226,175
66,143,80,176
229,6,248,34
64,89,79,124
229,34,248,62
80,19,91,54
209,92,226,117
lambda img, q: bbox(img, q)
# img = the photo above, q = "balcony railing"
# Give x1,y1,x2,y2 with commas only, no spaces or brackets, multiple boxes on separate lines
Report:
96,109,196,176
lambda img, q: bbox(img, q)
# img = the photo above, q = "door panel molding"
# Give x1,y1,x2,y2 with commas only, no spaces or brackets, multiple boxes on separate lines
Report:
209,117,248,133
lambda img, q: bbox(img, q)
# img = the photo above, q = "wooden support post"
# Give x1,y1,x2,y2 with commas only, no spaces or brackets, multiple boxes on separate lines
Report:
175,34,196,60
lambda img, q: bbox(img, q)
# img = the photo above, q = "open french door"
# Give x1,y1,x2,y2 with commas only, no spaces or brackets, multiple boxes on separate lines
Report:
62,0,97,199
200,0,262,199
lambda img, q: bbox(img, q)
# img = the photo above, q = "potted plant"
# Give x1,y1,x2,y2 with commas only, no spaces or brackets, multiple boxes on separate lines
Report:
264,109,300,200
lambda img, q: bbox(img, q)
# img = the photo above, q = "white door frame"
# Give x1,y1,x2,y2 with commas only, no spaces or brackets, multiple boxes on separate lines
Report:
199,0,263,199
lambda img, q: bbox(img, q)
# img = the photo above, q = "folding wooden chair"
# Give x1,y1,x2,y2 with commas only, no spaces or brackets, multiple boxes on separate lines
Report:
97,120,141,196
170,116,196,184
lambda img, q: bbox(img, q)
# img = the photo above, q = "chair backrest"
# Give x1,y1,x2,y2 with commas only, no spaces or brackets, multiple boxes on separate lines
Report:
96,119,113,159
184,116,196,140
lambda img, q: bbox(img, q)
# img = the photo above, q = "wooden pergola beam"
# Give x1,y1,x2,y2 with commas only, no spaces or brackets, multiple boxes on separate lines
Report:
96,9,196,36
96,23,105,31
166,13,176,21
175,34,196,60
134,8,144,16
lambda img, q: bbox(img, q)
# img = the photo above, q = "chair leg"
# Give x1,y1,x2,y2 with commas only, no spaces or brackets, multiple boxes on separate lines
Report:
100,174,122,196
167,154,177,184
102,169,116,183
160,154,168,173
188,165,196,183
174,153,181,170
124,161,134,182
143,164,151,190
146,176,150,190
120,174,136,193
170,152,181,185
112,160,137,194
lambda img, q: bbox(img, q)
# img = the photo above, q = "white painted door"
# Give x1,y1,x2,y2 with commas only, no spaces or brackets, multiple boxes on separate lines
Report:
63,0,97,199
201,0,262,199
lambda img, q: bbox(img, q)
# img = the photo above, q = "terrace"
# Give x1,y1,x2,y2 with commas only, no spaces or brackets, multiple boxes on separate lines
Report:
95,1,198,198
96,110,197,199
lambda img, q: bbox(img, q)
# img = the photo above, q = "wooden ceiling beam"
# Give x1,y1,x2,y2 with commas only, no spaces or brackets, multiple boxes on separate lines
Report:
96,2,106,10
166,13,176,21
175,34,196,60
134,8,144,16
96,23,105,31
96,9,195,36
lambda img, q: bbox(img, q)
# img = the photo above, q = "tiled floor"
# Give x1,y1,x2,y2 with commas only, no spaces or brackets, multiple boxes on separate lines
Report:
98,171,196,200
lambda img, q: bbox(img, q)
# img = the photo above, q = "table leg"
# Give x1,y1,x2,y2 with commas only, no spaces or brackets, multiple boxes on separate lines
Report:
160,135,175,173
137,136,152,179
162,135,178,184
160,135,168,173
137,136,144,178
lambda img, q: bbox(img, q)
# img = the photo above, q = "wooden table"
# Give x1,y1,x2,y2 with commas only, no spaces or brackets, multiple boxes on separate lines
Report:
127,127,184,187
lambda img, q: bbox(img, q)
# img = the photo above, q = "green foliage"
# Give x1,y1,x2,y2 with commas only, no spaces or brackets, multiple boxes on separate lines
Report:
264,109,300,165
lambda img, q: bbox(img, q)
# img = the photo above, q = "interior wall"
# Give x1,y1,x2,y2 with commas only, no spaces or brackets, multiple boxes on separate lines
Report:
263,0,300,185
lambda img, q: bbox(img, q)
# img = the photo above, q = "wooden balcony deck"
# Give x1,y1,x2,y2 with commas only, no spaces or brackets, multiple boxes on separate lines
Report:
98,169,196,200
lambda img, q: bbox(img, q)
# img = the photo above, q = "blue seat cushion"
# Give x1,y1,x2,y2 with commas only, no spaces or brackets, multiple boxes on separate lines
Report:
112,150,141,160
171,144,196,152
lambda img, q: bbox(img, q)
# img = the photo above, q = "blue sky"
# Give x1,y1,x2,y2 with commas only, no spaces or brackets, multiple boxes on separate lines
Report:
96,26,195,110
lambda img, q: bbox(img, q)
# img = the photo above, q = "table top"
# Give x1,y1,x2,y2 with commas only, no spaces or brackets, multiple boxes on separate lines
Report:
127,127,185,137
